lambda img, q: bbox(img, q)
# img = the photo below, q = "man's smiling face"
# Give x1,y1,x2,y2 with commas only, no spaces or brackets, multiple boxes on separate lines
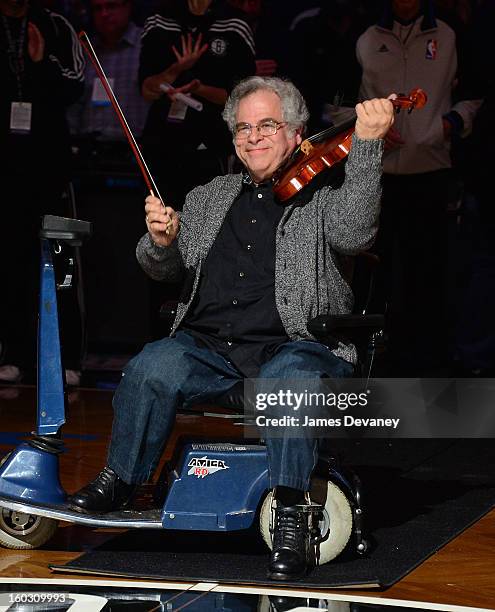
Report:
234,89,302,184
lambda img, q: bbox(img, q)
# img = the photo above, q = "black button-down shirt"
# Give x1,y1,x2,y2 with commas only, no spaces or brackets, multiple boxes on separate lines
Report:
180,177,289,376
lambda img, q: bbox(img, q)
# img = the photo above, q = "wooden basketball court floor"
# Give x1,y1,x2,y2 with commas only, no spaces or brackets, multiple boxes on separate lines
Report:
0,384,494,610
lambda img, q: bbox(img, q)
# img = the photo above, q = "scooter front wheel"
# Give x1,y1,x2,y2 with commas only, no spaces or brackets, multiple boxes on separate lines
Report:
0,507,58,550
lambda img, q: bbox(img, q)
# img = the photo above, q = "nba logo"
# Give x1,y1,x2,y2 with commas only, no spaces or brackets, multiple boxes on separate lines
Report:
426,39,437,60
210,38,228,56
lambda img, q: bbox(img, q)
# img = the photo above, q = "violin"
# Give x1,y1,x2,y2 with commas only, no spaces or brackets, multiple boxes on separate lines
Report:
273,89,427,202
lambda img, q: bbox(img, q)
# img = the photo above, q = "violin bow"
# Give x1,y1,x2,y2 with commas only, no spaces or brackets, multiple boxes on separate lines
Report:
78,31,166,211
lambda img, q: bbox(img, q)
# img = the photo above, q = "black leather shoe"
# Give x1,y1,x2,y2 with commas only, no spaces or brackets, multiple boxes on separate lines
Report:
267,504,310,581
67,466,135,514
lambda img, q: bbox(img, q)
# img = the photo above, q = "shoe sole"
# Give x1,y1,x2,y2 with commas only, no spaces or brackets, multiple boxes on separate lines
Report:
267,569,307,581
67,503,103,515
67,495,135,516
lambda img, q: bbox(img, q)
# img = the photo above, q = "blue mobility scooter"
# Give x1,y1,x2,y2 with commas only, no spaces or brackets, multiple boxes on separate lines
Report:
0,216,380,564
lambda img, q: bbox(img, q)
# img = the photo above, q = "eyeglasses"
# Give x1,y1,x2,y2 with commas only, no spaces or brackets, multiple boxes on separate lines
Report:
92,0,128,13
234,119,287,140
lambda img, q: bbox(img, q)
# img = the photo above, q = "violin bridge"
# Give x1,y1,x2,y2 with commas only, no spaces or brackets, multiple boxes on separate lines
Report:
301,140,314,156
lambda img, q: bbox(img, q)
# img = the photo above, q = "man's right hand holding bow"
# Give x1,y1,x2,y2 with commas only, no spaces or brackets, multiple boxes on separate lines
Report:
145,195,180,247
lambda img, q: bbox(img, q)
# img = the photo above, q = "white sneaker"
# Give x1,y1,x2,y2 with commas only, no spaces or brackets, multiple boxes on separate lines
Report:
66,369,81,387
0,365,23,383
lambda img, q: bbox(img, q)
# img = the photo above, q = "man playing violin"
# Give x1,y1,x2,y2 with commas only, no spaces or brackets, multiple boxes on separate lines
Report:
69,76,394,581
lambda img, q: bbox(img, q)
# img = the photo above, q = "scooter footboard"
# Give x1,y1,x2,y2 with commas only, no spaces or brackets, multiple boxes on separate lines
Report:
162,443,269,531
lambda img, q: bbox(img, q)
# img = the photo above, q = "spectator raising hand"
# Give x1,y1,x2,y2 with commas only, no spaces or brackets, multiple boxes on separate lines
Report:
171,32,208,71
138,0,255,339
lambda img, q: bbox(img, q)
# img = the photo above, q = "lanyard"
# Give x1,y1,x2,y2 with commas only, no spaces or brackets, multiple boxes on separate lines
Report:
2,15,28,101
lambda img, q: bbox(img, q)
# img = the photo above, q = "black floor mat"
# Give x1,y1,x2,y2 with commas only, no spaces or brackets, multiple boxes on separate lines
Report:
51,440,495,588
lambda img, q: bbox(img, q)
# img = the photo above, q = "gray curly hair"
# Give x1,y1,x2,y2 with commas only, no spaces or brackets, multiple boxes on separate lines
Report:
222,76,309,135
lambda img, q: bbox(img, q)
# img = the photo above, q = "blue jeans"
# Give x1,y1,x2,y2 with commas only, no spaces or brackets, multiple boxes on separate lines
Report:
108,331,353,491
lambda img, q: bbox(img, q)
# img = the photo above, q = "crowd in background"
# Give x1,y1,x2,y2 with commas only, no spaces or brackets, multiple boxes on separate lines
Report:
0,0,493,385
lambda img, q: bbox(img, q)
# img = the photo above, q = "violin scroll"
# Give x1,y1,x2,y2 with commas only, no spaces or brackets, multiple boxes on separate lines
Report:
392,88,427,114
273,88,428,202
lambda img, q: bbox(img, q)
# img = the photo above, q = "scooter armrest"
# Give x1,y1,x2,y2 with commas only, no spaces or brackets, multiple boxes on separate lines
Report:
40,215,92,246
309,314,385,334
308,314,385,349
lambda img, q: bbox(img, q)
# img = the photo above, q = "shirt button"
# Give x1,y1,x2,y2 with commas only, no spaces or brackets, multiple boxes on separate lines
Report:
239,272,245,278
232,299,238,305
246,244,252,250
257,193,262,199
227,341,233,346
251,218,257,224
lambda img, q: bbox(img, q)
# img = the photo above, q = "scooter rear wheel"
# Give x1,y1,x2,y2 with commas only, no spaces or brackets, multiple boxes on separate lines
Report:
259,478,353,565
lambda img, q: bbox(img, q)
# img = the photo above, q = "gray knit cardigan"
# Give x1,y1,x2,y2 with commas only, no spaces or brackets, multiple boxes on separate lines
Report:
136,135,384,363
